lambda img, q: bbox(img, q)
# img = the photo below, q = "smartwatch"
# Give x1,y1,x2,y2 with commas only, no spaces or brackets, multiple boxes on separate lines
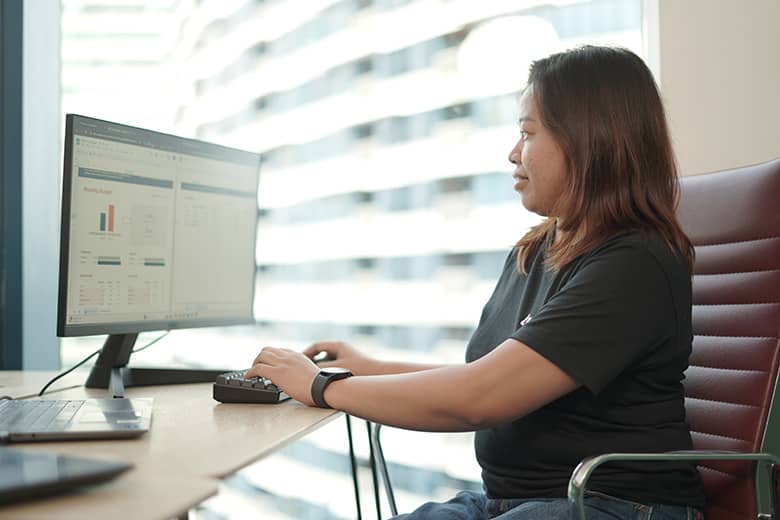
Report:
311,367,353,408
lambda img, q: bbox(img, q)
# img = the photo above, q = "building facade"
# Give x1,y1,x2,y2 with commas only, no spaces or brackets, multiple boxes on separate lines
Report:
62,0,642,517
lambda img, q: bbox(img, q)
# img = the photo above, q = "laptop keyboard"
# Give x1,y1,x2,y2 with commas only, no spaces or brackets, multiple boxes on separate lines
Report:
0,400,84,432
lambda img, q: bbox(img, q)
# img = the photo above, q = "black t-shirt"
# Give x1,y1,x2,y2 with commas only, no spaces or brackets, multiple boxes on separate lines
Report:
465,231,705,508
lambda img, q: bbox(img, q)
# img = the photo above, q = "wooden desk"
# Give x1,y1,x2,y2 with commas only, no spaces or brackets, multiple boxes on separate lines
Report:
0,371,341,519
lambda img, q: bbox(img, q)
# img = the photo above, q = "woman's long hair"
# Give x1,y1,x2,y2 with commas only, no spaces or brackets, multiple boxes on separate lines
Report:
515,46,694,273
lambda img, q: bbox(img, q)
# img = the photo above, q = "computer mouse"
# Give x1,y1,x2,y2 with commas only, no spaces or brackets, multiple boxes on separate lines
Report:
312,352,337,365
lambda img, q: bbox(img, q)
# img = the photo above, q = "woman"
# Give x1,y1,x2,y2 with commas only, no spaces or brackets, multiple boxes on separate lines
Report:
246,46,706,519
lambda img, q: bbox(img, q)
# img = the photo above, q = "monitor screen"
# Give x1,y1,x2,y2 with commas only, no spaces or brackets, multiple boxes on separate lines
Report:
57,114,260,337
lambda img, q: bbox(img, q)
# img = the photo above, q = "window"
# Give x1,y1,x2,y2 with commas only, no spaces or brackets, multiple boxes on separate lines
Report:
61,1,645,517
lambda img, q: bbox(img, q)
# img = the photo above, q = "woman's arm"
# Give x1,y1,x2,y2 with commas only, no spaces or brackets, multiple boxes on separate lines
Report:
301,341,451,375
247,338,578,432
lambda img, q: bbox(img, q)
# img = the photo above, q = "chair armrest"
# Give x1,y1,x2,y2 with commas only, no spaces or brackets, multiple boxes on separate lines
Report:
568,450,780,519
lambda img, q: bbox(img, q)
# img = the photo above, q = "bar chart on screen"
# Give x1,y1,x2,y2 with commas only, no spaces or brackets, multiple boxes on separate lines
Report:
98,203,116,232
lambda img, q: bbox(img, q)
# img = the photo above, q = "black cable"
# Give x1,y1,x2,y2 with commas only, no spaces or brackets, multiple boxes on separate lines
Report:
131,330,169,354
38,348,101,397
38,330,170,397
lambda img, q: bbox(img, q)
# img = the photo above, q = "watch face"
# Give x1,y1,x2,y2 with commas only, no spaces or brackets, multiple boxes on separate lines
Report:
322,367,351,376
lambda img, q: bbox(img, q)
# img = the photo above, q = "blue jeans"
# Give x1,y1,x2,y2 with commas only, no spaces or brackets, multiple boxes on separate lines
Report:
392,490,704,519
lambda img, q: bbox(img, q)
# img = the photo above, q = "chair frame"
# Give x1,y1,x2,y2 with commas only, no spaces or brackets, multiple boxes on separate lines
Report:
568,317,780,519
370,422,399,517
568,451,780,519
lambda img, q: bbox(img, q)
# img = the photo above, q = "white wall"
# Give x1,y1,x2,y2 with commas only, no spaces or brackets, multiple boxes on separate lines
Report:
654,0,780,176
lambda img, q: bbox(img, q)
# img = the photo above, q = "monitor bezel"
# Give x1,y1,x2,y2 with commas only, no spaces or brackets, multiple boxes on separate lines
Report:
57,114,260,338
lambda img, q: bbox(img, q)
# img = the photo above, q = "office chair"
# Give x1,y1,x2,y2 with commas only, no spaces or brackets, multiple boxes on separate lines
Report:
370,157,780,520
570,157,780,519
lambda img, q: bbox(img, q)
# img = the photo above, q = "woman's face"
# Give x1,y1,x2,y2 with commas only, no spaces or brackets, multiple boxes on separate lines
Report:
508,89,568,217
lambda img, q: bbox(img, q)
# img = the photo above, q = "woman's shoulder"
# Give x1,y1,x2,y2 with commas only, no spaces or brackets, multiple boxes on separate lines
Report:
584,230,689,277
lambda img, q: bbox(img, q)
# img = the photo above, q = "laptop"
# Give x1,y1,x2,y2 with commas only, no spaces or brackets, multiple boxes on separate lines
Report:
0,446,131,505
0,398,153,443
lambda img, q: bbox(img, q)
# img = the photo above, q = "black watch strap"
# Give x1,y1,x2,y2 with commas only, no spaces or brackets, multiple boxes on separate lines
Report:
311,368,352,408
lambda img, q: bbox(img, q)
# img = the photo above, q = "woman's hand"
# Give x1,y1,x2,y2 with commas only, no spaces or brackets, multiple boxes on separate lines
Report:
302,341,373,375
245,347,319,406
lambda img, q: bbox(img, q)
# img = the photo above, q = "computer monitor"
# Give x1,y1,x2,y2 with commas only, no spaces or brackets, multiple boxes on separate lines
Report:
57,114,261,394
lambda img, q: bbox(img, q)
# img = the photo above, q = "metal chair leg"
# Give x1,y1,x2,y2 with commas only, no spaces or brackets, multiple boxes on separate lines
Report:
366,421,382,519
370,422,398,516
346,415,363,520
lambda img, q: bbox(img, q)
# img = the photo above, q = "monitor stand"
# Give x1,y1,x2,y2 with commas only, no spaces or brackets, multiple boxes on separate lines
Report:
84,333,231,398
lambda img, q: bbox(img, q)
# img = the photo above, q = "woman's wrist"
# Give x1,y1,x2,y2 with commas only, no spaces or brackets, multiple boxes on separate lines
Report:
322,375,353,409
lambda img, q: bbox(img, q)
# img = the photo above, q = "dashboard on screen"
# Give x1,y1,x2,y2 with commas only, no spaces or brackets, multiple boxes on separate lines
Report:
58,115,261,337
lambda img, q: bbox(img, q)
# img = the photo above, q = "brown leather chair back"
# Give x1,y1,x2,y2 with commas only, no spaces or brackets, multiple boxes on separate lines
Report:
678,158,780,519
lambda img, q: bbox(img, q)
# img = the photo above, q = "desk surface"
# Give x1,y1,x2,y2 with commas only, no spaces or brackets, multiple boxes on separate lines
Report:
0,371,340,519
